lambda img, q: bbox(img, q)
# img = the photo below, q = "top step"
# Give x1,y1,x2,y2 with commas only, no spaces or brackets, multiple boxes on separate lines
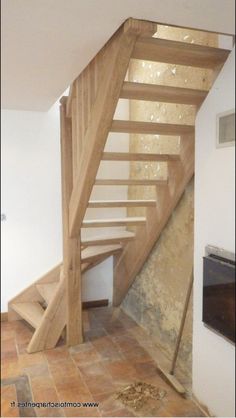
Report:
132,37,230,69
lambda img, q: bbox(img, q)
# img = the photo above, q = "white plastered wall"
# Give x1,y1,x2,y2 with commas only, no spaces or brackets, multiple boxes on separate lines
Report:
193,47,235,417
1,99,129,310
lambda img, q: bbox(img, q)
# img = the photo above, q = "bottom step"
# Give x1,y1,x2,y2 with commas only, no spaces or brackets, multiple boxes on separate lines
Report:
11,302,45,329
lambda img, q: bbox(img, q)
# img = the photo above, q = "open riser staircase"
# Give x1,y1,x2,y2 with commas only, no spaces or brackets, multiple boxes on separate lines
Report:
8,18,231,353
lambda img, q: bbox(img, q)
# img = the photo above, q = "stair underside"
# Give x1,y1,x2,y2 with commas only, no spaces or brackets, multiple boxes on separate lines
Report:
82,217,146,227
81,244,122,263
111,120,194,135
120,82,208,105
82,231,135,246
95,179,167,186
88,199,157,207
132,37,230,68
102,152,180,161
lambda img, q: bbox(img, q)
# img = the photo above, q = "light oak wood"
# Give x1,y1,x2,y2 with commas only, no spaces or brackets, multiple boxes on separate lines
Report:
123,18,157,36
111,120,194,136
60,102,83,346
82,245,122,264
113,134,195,305
36,282,59,305
88,199,157,208
82,217,146,228
66,82,75,118
120,82,208,105
102,152,180,161
8,264,61,321
132,37,230,69
69,28,140,238
95,179,167,186
27,278,66,353
11,302,44,329
82,231,135,246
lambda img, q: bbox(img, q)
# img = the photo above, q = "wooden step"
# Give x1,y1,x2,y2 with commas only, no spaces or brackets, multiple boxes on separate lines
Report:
88,199,157,208
36,282,59,305
120,82,208,105
82,231,135,246
82,245,123,264
102,152,180,161
95,179,167,186
132,37,230,69
82,217,146,228
111,120,194,136
11,302,44,329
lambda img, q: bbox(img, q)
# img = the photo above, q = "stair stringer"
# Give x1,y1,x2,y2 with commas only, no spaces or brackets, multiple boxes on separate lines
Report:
8,264,62,321
113,134,195,306
68,21,156,237
27,271,66,353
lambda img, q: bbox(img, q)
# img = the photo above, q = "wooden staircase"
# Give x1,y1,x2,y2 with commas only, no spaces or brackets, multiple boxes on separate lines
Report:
8,18,231,353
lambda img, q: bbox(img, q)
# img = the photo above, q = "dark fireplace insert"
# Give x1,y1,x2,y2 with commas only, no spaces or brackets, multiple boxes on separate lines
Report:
203,250,235,343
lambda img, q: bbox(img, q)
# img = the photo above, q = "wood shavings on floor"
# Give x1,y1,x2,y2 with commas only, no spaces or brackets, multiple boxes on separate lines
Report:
117,381,167,413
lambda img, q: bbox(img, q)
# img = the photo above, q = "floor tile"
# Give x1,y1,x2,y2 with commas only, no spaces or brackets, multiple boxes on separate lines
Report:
103,359,137,380
78,360,109,380
111,334,141,353
1,309,200,418
18,352,46,369
45,347,70,364
1,360,21,379
30,376,64,417
123,345,152,363
69,341,93,354
71,346,102,366
1,338,18,362
83,374,116,396
1,384,19,417
91,336,125,362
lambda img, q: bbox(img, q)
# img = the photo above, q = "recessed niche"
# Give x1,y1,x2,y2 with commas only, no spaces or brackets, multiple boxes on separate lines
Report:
216,109,235,148
203,246,235,344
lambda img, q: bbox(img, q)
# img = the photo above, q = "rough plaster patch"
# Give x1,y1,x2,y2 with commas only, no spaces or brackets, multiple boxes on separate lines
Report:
123,26,217,376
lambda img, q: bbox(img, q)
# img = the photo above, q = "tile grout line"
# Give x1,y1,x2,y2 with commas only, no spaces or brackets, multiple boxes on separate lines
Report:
44,352,66,417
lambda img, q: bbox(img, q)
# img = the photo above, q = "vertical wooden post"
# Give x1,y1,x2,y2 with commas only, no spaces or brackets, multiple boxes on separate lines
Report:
60,98,83,346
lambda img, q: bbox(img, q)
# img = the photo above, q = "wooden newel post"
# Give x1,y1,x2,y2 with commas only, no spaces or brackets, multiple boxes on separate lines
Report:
60,97,83,346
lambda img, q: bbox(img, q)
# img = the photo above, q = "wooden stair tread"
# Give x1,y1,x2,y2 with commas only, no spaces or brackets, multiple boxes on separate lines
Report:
82,231,135,246
121,81,208,105
102,152,180,161
82,245,123,263
82,217,146,227
88,199,157,207
132,37,230,69
95,179,167,186
36,282,59,305
111,120,194,135
11,302,44,329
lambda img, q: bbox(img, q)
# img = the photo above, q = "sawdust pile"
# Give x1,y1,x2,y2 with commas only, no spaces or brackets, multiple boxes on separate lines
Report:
117,381,167,411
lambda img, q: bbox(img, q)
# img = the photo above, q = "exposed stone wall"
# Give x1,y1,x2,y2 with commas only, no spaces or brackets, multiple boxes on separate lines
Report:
122,26,217,376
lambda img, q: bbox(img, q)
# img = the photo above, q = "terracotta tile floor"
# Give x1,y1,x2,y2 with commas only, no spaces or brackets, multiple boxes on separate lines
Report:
1,307,205,417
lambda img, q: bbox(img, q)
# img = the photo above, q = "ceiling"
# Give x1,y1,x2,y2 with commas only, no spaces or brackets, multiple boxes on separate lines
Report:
1,0,235,111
